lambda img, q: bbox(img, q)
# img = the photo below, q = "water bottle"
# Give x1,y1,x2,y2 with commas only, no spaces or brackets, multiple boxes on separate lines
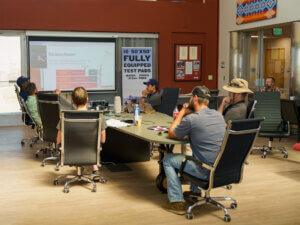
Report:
133,104,140,125
173,106,179,119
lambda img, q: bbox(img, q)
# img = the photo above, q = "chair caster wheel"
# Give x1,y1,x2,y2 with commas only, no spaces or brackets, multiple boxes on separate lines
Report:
224,215,231,222
230,203,237,209
21,141,25,146
30,144,33,147
92,187,97,192
63,188,69,193
41,162,45,167
156,173,167,194
55,167,59,171
283,155,288,158
35,153,39,158
261,155,266,159
53,180,59,185
100,179,107,184
226,185,232,190
186,213,194,220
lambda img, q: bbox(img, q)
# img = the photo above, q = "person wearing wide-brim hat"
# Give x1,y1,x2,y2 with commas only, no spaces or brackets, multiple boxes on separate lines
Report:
218,78,253,124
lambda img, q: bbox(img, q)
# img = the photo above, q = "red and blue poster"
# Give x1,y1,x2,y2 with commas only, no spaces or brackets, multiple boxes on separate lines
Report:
236,0,277,24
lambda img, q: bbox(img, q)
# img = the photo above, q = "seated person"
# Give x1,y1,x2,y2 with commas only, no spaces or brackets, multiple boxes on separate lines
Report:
261,76,280,92
17,76,30,101
56,87,107,176
141,78,161,111
218,78,253,124
53,89,74,110
25,82,41,127
163,86,226,215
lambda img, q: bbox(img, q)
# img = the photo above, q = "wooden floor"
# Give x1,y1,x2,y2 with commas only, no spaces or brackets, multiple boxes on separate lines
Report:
0,125,299,225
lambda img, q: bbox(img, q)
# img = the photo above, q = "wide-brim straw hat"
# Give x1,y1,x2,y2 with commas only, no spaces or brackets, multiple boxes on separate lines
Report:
223,78,253,94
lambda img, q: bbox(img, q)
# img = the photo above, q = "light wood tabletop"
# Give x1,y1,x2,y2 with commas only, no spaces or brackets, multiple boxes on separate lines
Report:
105,112,188,145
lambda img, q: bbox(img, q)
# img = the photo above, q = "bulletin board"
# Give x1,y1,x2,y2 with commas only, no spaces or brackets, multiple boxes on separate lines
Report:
174,44,202,81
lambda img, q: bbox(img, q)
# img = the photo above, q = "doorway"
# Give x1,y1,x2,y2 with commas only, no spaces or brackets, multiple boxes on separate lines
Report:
231,23,292,98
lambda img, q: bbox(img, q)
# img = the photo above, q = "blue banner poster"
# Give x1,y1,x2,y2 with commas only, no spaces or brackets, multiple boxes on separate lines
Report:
122,47,152,104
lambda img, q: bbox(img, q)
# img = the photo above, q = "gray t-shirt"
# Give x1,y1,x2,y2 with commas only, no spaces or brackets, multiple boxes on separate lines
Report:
174,108,226,178
223,101,247,123
145,91,161,111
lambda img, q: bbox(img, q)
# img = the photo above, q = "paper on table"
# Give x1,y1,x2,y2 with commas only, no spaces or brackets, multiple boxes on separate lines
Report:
106,119,132,127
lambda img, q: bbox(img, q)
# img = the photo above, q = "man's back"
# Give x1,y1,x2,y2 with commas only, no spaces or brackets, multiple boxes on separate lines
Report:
223,101,247,123
174,108,225,167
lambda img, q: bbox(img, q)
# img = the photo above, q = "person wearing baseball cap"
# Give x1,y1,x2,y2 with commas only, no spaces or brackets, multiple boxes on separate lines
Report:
218,78,253,124
16,76,30,101
141,78,161,111
162,85,226,215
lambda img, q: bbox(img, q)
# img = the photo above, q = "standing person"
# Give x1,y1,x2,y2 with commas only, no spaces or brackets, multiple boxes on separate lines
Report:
56,87,107,176
261,76,280,92
17,76,30,101
162,86,226,215
141,78,161,111
218,78,253,125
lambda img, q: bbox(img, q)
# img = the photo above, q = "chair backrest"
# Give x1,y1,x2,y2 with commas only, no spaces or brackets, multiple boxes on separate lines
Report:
253,92,282,132
37,93,60,143
211,119,263,189
61,110,102,166
208,89,219,110
159,88,180,116
247,99,257,118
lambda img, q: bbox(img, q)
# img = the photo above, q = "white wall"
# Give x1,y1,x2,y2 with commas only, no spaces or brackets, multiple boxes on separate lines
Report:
218,0,300,96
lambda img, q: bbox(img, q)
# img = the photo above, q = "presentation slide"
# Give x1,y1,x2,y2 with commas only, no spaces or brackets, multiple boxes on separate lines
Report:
29,39,115,91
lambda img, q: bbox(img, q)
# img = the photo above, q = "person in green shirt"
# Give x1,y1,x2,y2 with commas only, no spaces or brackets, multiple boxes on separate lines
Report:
25,82,41,127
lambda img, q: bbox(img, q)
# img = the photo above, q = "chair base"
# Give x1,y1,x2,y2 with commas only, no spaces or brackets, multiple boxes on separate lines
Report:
21,136,39,147
54,167,106,193
253,138,288,158
185,192,237,222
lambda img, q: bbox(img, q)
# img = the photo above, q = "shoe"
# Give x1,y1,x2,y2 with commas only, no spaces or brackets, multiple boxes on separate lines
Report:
162,201,187,215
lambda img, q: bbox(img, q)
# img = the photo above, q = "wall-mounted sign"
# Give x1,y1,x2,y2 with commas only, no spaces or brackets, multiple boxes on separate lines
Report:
236,0,277,25
122,47,152,103
273,28,282,35
174,44,202,81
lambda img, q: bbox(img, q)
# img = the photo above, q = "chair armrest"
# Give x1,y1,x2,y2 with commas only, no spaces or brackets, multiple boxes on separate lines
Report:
178,156,212,177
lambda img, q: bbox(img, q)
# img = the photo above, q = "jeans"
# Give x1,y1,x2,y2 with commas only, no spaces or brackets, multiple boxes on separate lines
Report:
163,153,209,202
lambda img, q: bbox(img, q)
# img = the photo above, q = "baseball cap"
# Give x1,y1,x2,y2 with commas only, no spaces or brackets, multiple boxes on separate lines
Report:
143,78,158,87
187,86,211,99
16,76,29,87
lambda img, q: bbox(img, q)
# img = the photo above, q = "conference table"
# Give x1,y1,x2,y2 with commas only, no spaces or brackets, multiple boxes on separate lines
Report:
103,112,188,192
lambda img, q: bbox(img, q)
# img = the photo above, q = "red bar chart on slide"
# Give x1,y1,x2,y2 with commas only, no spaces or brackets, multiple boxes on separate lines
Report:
56,70,98,90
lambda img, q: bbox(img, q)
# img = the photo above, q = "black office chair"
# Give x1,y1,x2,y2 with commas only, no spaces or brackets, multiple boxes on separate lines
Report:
14,84,40,146
253,92,289,158
20,98,41,147
36,93,61,170
53,110,106,193
208,89,219,110
178,119,263,222
159,88,180,116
